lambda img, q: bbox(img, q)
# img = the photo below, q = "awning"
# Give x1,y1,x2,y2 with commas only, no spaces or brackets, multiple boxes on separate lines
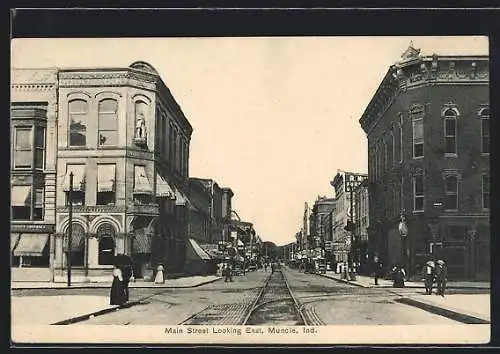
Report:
11,186,31,206
174,188,196,210
134,166,153,194
132,232,152,254
11,233,20,252
63,165,86,192
199,243,225,260
237,239,244,246
14,233,49,257
156,173,175,198
97,164,115,192
186,238,211,261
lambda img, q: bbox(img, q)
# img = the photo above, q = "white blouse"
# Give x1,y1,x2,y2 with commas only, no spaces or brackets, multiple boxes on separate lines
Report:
113,268,123,281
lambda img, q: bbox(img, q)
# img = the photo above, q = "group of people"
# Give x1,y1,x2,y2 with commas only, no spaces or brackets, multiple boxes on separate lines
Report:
374,258,448,295
110,264,134,306
424,259,448,296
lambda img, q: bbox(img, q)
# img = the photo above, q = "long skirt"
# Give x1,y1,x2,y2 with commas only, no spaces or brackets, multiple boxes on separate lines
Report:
110,277,125,305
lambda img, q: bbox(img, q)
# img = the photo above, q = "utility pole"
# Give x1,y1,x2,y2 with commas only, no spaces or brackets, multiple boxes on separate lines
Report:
67,172,73,287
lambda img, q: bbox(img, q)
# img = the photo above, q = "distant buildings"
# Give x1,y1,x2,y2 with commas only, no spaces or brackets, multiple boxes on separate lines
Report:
359,45,490,280
330,170,368,267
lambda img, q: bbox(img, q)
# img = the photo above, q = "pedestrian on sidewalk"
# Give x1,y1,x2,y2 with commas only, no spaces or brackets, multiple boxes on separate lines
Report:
424,260,436,295
223,263,233,282
373,258,382,285
264,262,268,272
110,265,125,305
392,264,405,288
435,260,447,297
154,264,165,284
122,264,134,303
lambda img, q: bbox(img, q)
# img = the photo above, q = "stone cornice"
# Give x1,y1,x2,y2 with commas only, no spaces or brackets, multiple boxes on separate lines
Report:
359,55,489,135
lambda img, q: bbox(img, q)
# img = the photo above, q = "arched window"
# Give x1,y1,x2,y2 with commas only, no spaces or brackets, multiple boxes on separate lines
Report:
480,107,490,154
68,99,88,146
443,108,458,155
65,223,85,266
98,99,118,146
97,223,116,265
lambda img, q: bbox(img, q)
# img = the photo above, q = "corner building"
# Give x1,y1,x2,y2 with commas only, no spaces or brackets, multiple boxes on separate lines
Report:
54,62,193,279
359,46,490,280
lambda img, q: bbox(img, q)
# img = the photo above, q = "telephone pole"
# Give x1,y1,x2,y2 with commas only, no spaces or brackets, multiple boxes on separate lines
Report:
67,172,73,287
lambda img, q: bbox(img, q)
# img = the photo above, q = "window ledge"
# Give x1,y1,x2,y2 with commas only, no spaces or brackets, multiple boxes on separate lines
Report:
444,153,458,158
412,156,424,160
412,210,425,214
481,153,490,157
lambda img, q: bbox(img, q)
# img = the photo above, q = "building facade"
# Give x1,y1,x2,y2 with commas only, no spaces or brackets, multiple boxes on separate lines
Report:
309,196,336,261
11,69,59,280
11,62,195,281
359,45,490,280
330,170,368,266
353,178,370,273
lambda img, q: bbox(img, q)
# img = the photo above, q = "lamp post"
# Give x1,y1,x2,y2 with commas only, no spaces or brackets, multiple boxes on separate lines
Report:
345,176,357,280
398,209,408,273
67,172,74,287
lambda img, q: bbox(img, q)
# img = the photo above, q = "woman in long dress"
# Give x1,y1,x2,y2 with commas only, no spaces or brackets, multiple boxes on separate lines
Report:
110,265,125,305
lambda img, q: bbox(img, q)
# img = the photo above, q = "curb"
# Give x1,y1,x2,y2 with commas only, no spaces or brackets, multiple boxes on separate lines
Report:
46,277,223,325
12,277,223,290
317,273,366,288
394,297,490,324
51,300,143,325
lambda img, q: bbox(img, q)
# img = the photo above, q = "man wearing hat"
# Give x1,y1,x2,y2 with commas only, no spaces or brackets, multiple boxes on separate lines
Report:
435,260,447,296
424,259,436,295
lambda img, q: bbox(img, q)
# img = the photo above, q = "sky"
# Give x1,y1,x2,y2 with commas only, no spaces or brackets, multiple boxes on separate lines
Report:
11,36,488,246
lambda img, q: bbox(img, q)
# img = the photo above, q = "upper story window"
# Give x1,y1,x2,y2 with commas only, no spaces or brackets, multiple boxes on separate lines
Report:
68,99,88,146
480,107,490,154
443,108,458,155
63,164,86,206
34,126,46,169
410,105,425,158
97,164,116,205
482,174,490,209
13,126,45,170
11,185,44,221
444,175,458,210
13,128,32,169
98,99,118,146
413,173,425,212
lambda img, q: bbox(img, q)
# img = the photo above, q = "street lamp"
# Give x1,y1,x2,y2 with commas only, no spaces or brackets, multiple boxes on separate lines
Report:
398,209,408,272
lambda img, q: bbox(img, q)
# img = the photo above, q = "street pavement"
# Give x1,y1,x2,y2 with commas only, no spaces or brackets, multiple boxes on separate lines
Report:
11,267,490,327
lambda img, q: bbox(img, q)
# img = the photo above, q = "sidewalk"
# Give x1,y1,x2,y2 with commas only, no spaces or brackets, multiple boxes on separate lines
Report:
321,271,490,289
11,295,119,325
11,275,222,290
320,271,491,324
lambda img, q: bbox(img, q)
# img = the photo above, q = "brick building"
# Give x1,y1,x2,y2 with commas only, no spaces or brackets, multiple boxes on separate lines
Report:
359,45,490,280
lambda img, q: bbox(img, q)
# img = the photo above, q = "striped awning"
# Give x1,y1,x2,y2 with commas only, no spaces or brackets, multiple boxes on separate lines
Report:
156,173,175,198
14,233,49,257
134,166,153,194
174,188,196,210
97,164,115,192
186,238,211,261
11,233,20,252
132,232,152,254
63,165,86,192
11,186,31,207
